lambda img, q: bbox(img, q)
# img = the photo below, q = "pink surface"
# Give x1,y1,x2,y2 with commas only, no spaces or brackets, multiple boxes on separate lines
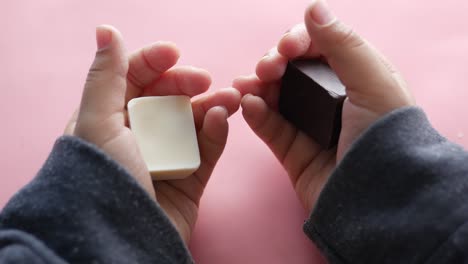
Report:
1,0,468,263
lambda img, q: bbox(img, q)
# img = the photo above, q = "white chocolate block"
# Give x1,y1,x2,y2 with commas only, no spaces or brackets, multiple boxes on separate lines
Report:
127,96,200,180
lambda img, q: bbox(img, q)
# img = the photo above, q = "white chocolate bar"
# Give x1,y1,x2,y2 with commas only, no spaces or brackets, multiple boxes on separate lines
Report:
127,96,200,180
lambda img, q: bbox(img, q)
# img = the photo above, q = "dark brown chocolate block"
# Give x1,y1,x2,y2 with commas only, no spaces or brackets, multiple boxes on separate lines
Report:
279,59,347,149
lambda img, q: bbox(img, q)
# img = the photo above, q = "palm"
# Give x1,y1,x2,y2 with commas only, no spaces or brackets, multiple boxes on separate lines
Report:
236,78,404,213
106,78,237,244
102,127,202,242
97,98,235,244
235,80,373,212
156,179,202,243
69,30,240,244
292,100,381,212
235,11,413,212
151,103,231,242
290,143,336,213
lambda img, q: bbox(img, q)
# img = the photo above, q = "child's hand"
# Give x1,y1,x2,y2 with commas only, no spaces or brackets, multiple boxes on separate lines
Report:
233,0,414,212
64,26,241,243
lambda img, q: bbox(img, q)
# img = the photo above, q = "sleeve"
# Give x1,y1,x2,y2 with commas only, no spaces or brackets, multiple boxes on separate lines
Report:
304,107,468,264
0,136,192,264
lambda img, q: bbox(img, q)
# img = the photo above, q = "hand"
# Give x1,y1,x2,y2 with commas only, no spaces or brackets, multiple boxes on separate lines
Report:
64,25,241,243
233,0,414,212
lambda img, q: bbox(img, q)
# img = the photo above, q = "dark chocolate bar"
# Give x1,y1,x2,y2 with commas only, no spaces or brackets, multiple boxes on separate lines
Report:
279,59,347,149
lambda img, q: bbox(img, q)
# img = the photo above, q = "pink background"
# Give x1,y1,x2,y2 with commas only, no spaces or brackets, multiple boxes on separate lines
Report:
1,0,468,263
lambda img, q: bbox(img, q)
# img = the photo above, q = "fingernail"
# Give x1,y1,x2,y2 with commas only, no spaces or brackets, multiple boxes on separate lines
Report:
241,95,252,111
282,27,293,39
243,93,254,99
284,24,303,35
309,0,335,26
222,107,229,118
262,47,277,59
96,26,113,50
242,93,257,105
262,51,272,59
214,106,229,118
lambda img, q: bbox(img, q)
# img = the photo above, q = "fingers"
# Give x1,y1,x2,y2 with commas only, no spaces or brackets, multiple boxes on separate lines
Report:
190,89,241,185
232,75,263,96
236,25,317,106
192,88,241,130
126,41,214,104
126,42,180,103
255,24,323,84
239,25,319,111
255,47,288,82
304,0,413,113
194,106,229,185
78,25,128,123
241,94,296,161
278,24,322,59
241,94,325,183
232,75,280,109
142,66,211,97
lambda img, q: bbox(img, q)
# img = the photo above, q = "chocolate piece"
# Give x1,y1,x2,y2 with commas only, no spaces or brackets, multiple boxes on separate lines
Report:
279,59,346,149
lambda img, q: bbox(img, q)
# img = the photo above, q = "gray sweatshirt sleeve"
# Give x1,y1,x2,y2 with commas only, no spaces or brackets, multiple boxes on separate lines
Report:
304,107,468,264
0,136,192,264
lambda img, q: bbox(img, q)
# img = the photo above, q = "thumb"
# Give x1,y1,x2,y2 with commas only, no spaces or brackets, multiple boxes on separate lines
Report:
304,0,413,114
78,25,129,123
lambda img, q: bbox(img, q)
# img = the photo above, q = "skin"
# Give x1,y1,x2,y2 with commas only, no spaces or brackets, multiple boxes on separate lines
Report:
62,0,414,247
64,25,241,243
233,0,415,212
